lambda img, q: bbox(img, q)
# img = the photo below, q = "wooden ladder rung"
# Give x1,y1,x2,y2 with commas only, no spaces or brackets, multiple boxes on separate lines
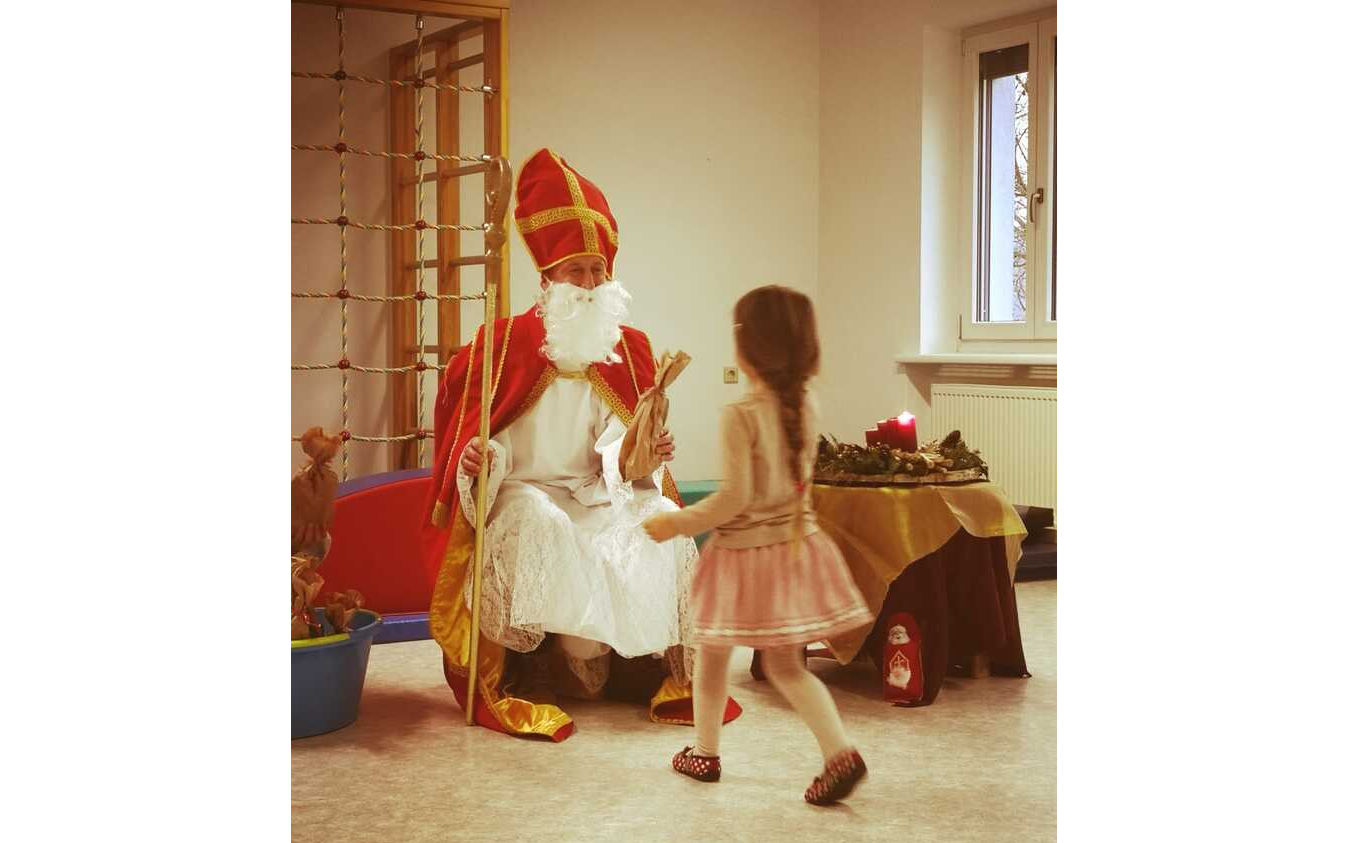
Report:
442,162,488,178
421,53,484,77
403,162,488,186
404,256,486,271
444,53,485,72
394,21,484,59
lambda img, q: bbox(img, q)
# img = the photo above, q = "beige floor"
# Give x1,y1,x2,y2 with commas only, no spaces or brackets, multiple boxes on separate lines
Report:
292,579,1055,842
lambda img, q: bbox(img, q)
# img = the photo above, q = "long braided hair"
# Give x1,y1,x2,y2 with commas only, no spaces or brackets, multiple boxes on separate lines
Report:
732,285,821,496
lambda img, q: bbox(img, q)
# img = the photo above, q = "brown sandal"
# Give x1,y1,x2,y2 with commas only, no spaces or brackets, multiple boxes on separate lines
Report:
804,748,867,804
672,746,721,783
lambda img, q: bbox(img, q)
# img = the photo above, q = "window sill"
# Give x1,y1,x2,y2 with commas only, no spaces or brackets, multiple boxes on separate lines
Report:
897,353,1056,366
895,353,1056,383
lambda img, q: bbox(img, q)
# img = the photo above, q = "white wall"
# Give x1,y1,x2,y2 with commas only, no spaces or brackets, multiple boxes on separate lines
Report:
815,0,925,441
920,24,963,357
507,0,821,481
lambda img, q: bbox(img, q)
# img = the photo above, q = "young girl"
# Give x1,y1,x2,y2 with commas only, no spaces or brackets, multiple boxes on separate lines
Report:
642,285,873,805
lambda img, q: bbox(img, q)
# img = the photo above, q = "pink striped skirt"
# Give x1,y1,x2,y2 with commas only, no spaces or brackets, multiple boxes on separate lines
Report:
690,530,872,649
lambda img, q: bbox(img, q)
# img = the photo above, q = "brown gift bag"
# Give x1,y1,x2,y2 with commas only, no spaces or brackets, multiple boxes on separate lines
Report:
292,426,341,557
619,351,691,480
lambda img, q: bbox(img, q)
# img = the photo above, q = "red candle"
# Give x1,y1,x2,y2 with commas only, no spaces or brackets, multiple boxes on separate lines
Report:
895,411,918,452
879,418,902,448
864,428,882,447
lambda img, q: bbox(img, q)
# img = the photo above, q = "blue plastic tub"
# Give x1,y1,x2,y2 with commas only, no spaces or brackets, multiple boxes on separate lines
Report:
291,608,382,739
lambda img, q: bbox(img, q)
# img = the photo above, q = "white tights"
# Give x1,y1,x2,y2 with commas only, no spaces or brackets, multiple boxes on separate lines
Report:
693,645,852,761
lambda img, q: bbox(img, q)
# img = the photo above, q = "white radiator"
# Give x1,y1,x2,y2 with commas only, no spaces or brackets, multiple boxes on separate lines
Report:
930,384,1056,511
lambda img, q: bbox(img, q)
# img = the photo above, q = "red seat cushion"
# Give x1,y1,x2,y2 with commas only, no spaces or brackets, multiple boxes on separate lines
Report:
319,472,438,615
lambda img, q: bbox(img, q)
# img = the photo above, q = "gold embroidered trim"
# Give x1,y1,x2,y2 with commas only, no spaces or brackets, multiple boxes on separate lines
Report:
587,367,634,426
555,368,588,380
551,151,586,206
441,317,510,499
550,151,600,255
641,331,657,372
490,316,515,409
445,331,479,479
533,250,611,274
620,334,641,396
515,205,618,246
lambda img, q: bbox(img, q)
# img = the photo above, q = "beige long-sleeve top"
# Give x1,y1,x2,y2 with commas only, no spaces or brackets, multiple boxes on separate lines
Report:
663,387,821,549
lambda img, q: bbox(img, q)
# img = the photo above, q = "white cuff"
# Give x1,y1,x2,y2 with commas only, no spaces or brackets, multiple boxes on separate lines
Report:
599,430,636,511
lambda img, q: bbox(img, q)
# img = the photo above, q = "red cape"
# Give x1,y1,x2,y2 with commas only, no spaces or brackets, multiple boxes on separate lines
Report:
422,304,674,539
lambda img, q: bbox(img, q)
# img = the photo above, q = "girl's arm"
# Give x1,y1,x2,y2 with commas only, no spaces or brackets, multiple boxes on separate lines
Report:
645,405,753,539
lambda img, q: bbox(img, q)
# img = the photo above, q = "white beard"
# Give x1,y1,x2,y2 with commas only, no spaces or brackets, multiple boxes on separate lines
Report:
536,279,631,372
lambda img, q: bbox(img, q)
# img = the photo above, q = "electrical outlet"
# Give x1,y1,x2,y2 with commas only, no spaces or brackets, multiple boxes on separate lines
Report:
723,367,739,384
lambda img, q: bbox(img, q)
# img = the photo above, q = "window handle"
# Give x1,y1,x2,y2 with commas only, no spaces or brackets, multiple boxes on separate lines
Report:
1030,187,1045,224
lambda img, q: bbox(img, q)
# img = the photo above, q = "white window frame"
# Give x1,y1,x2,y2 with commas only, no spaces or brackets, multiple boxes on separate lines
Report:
960,16,1057,342
1036,17,1056,339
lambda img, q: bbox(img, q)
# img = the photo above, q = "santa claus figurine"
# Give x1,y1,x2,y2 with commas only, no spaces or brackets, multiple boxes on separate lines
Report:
882,612,924,705
422,149,740,740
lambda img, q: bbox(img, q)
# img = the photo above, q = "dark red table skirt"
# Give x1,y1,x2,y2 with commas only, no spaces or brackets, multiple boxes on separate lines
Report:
753,529,1030,706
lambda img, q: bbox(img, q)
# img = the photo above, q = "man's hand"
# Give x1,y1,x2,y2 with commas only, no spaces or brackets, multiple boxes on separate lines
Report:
655,429,675,463
642,513,680,543
462,437,491,478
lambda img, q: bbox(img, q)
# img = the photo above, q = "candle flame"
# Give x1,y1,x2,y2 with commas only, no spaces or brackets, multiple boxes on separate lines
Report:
898,411,915,424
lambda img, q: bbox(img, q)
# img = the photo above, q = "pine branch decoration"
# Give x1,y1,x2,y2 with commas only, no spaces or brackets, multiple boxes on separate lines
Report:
815,430,988,480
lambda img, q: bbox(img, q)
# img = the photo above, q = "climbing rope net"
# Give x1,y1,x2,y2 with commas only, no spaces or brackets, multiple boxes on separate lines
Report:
292,7,499,480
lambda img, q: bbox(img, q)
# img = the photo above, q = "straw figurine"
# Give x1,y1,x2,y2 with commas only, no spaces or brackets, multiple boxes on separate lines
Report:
292,426,341,558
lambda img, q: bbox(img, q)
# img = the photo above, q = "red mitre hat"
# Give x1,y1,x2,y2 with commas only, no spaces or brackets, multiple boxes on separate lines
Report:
514,149,619,277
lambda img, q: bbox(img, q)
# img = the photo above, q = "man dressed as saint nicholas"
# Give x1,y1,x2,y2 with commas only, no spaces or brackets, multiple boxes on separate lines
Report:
421,149,742,740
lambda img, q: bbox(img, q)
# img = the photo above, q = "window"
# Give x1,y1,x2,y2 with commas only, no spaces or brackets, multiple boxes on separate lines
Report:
963,16,1056,340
